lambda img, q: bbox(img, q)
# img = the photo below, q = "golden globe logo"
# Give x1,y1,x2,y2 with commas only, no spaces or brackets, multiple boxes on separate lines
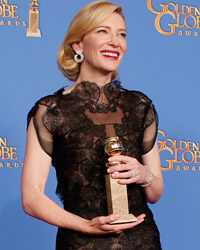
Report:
0,0,27,27
147,0,200,37
0,0,18,17
0,137,22,169
0,137,17,160
158,130,200,172
0,0,42,36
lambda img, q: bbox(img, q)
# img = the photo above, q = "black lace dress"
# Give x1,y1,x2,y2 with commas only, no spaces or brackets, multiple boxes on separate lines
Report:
27,80,161,250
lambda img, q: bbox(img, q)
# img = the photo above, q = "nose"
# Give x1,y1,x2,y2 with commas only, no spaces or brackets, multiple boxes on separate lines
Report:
108,34,119,47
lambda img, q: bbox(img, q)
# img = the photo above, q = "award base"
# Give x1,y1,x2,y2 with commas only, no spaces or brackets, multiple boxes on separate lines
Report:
26,28,41,37
110,214,137,224
105,174,137,224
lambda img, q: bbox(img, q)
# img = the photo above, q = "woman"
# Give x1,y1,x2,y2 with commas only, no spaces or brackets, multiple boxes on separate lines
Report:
21,1,164,249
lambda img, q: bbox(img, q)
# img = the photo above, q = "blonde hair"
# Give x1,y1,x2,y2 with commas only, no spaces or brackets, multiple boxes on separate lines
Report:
57,1,124,81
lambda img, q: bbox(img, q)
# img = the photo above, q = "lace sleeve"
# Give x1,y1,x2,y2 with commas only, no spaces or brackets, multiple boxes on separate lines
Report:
27,97,55,157
142,101,159,155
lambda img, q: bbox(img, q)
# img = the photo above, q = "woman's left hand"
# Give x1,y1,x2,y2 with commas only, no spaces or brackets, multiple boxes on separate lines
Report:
107,155,151,185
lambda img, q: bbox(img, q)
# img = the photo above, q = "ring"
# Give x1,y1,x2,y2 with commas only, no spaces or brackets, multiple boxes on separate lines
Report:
130,170,136,178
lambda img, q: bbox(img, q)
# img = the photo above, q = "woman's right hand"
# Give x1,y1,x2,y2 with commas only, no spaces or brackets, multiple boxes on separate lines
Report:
83,213,146,235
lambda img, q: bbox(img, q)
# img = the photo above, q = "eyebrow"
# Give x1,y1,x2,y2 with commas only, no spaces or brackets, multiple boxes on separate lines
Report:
96,25,127,32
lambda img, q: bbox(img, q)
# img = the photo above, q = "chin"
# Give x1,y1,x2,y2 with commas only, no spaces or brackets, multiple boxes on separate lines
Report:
103,66,119,73
105,63,121,72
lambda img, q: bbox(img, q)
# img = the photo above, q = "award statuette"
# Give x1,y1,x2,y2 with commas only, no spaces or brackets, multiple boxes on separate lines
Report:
104,137,137,224
26,0,41,37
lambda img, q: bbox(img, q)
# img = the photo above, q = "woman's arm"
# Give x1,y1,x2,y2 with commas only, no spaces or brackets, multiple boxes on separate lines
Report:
21,119,145,234
107,140,164,204
21,119,88,230
141,140,164,203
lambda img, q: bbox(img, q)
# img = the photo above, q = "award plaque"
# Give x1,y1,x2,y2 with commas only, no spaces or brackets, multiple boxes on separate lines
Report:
26,0,41,37
104,137,137,224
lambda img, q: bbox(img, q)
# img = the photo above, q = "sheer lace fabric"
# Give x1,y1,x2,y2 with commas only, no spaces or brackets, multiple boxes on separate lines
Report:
28,80,161,250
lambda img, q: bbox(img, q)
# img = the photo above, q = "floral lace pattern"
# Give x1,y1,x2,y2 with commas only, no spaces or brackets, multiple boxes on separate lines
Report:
28,80,161,250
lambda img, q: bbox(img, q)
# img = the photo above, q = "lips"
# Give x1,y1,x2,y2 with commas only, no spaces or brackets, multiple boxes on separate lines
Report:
100,50,120,59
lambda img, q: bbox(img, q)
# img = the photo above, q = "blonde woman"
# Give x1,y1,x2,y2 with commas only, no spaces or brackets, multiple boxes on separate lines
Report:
21,1,164,249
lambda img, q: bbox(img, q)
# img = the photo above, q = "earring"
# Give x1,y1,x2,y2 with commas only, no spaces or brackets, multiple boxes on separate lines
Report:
74,51,84,63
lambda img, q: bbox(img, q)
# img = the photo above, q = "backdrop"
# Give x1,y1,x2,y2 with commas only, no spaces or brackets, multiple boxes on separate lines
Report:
1,0,200,249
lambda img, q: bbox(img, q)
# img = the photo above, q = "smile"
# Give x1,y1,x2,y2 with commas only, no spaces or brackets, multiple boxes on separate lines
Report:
101,51,119,58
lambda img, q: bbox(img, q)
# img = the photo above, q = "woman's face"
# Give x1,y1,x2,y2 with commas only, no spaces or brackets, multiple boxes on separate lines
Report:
75,12,127,78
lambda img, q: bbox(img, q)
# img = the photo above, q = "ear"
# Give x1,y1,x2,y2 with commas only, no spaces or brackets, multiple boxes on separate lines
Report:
71,41,83,52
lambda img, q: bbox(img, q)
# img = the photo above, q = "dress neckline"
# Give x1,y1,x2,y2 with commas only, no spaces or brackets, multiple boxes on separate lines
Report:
61,80,123,104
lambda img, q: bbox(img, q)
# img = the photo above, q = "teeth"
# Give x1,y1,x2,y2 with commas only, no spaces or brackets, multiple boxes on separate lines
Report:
101,52,118,57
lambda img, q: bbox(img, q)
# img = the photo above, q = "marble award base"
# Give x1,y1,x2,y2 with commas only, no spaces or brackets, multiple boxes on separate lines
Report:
105,174,137,224
26,28,41,37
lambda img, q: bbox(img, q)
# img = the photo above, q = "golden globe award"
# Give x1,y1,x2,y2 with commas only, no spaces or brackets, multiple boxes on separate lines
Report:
26,0,41,37
104,137,137,224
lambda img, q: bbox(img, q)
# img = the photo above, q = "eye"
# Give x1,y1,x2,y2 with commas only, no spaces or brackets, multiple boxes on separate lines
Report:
97,29,108,34
119,32,127,38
